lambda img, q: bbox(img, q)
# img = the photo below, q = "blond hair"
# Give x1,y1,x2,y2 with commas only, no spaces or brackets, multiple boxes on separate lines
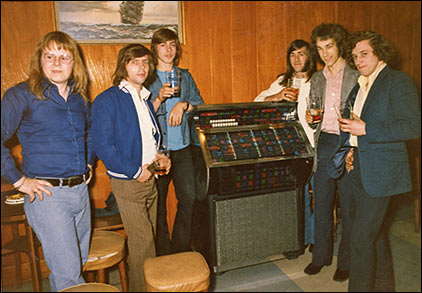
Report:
27,31,89,101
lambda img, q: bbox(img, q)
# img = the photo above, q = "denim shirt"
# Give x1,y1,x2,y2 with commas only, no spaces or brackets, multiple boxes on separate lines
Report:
1,81,94,184
147,67,204,148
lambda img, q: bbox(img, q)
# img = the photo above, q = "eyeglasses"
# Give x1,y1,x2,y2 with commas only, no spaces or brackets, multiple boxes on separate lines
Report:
43,53,74,65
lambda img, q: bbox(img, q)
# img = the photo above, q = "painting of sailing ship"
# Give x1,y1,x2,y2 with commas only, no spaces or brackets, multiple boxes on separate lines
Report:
54,1,183,43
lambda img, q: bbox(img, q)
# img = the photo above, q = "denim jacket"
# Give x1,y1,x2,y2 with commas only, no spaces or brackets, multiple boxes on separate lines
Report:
147,67,204,147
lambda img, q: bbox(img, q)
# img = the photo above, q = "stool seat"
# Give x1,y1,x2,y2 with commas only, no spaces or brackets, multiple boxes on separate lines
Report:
83,231,128,291
84,230,125,271
59,282,120,292
144,251,210,292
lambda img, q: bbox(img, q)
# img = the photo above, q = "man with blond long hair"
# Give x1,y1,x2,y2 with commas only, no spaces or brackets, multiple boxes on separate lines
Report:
1,31,94,291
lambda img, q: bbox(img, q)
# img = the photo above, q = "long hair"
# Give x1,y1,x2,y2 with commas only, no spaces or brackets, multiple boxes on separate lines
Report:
27,31,89,101
310,23,350,64
150,28,182,66
347,30,396,65
279,39,316,87
112,44,155,86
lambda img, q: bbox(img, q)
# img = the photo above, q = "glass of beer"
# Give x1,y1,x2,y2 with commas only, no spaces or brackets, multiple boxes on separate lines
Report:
287,78,301,96
165,69,180,97
308,96,324,123
153,150,171,176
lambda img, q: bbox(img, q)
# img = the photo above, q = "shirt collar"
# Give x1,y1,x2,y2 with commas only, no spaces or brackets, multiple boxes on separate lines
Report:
358,61,386,91
118,80,151,100
323,59,346,79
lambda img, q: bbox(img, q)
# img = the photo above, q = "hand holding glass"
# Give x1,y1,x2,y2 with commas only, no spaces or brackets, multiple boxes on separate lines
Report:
287,78,301,97
165,70,180,97
152,150,171,176
334,101,354,120
308,96,323,123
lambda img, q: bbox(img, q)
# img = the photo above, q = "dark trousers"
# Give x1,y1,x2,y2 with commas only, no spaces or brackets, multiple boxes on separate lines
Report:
312,132,353,270
347,151,394,292
155,145,197,255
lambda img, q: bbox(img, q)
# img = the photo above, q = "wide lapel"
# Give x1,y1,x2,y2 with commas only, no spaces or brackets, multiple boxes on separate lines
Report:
340,65,358,109
360,66,390,118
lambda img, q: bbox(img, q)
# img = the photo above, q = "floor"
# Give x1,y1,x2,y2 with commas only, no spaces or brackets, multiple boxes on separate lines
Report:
2,195,420,292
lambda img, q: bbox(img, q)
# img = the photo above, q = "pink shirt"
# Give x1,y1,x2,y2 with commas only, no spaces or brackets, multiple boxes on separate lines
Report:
321,61,346,135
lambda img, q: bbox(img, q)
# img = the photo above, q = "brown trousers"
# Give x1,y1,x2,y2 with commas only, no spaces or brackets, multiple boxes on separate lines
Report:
110,177,157,292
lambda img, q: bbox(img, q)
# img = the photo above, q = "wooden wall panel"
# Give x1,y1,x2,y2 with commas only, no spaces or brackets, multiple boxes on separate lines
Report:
231,1,257,102
210,2,233,104
1,1,420,285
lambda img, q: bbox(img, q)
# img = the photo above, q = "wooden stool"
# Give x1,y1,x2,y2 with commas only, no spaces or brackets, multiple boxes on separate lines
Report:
83,231,128,292
1,190,41,291
144,251,210,292
59,282,120,292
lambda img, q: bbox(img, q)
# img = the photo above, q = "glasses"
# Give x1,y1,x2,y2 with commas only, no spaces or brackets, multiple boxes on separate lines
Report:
43,53,73,65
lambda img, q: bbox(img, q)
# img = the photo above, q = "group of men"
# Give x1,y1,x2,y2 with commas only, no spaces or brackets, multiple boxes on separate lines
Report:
1,22,420,292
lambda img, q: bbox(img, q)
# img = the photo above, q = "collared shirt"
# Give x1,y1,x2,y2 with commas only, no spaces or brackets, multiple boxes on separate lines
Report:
350,61,387,146
119,80,157,165
321,61,346,135
1,80,94,184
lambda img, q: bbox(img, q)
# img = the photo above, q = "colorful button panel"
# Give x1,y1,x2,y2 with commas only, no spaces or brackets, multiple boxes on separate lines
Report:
206,126,309,163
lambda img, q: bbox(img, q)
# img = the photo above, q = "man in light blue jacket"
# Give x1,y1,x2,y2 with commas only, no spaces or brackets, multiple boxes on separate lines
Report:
147,28,205,256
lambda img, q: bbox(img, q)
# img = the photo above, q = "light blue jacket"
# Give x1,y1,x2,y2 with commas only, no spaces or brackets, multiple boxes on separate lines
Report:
147,67,204,147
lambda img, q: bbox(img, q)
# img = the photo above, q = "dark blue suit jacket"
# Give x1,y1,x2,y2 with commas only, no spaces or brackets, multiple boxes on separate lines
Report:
328,65,421,197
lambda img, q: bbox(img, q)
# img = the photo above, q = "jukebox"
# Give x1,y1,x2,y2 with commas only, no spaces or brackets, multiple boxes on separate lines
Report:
191,101,314,274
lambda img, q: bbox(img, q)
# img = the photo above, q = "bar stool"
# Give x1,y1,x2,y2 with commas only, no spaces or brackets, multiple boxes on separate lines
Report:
1,190,41,291
59,282,120,292
144,251,210,292
83,230,128,292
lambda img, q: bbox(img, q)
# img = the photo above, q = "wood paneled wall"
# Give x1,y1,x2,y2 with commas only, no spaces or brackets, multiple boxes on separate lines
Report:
1,1,421,285
2,1,421,206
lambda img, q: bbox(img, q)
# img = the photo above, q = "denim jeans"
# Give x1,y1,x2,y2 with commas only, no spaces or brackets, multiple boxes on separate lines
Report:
24,183,91,292
156,145,196,255
313,132,353,270
304,176,315,245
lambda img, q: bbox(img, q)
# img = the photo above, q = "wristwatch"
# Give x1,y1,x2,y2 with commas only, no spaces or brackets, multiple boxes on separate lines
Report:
184,102,190,111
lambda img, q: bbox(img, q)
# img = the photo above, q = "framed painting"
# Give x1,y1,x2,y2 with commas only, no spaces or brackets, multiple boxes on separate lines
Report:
54,1,184,44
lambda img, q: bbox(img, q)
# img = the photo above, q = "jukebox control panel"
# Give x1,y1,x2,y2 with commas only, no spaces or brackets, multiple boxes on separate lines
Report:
192,102,314,196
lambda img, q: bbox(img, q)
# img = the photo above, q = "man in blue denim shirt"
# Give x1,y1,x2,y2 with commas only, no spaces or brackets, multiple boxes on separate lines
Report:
148,28,205,255
1,31,94,292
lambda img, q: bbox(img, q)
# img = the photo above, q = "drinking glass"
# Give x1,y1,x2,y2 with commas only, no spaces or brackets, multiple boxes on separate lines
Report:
152,149,171,176
165,70,180,97
334,101,354,119
308,96,324,123
287,78,301,96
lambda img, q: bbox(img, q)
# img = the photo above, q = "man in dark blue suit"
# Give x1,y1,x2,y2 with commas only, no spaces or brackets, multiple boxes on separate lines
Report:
329,31,421,292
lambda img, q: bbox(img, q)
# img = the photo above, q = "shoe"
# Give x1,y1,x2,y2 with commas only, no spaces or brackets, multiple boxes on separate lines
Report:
333,269,349,282
304,263,323,275
309,244,313,253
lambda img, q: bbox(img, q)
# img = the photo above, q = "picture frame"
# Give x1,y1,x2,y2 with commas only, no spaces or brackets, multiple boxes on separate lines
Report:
54,1,184,44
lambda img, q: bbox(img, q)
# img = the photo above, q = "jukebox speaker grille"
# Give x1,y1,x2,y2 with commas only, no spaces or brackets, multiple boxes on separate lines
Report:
212,190,299,272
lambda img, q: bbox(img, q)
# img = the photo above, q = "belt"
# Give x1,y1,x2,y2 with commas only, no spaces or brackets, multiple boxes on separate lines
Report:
36,171,89,187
